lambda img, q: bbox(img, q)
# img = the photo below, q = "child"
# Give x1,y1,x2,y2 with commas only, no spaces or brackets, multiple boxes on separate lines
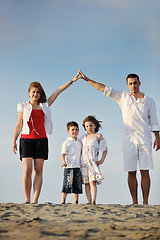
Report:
61,121,82,204
81,115,108,205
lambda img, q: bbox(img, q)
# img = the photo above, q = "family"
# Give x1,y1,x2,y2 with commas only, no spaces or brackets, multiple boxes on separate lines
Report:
12,69,160,205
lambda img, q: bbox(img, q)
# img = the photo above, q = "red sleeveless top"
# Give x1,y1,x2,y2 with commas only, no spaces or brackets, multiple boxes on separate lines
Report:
21,109,47,139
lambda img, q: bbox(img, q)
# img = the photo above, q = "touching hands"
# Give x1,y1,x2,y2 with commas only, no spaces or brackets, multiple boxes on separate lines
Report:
71,70,82,83
78,69,89,81
71,69,89,83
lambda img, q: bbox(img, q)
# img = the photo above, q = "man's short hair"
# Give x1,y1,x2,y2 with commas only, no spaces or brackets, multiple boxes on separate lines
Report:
67,121,79,130
126,73,140,83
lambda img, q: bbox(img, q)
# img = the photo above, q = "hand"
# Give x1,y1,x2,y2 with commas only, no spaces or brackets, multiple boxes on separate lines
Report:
61,162,67,167
12,142,17,154
96,159,103,166
71,71,82,83
153,138,160,151
78,69,88,81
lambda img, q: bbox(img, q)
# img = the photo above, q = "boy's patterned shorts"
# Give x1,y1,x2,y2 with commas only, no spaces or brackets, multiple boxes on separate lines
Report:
62,168,83,194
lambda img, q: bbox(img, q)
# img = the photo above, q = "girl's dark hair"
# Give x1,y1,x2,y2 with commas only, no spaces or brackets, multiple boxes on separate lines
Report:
28,82,47,103
83,115,102,133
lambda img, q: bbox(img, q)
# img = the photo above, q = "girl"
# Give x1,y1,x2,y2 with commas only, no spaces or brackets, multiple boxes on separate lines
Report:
12,72,81,204
81,115,108,205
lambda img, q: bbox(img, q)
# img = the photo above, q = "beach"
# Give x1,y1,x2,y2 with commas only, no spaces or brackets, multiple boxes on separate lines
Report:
0,203,160,239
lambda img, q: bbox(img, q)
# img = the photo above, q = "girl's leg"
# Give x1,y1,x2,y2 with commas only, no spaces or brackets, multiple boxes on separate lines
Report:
22,158,33,203
33,159,44,203
90,181,97,204
61,192,67,204
73,194,79,204
85,183,92,204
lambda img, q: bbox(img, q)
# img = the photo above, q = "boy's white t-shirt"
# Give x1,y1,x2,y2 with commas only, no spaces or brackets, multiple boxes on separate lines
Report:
61,137,82,168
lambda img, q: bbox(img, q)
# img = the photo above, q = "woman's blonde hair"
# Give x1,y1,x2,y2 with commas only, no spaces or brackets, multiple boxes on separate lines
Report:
28,82,47,103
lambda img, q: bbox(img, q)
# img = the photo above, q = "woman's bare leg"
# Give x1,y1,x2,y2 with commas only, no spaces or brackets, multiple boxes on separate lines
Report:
33,159,44,203
22,158,33,203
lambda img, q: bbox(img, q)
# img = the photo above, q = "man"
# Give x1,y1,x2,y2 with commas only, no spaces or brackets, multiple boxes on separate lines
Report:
79,69,160,205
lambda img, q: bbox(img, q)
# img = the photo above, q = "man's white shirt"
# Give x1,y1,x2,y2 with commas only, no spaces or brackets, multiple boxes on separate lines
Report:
104,86,160,145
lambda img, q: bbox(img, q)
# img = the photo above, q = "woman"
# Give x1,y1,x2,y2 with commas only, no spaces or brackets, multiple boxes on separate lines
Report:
12,72,80,204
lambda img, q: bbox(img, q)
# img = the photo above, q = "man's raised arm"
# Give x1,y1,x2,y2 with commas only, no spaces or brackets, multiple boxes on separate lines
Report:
79,69,106,92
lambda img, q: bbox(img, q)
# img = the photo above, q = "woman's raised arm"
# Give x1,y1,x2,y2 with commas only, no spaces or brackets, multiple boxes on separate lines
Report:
48,71,81,107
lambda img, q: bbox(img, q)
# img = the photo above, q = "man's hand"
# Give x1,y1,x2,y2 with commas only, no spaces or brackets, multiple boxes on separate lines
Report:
153,132,160,151
153,138,160,151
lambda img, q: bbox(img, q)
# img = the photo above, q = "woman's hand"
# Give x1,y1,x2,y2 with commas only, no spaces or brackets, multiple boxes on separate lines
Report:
70,71,82,83
78,69,89,81
12,112,23,154
12,141,17,154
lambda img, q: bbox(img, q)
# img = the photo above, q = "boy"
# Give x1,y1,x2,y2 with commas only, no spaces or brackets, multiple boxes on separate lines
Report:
61,121,82,204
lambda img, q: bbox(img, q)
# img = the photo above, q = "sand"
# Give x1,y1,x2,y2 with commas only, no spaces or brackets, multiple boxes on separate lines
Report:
0,203,160,239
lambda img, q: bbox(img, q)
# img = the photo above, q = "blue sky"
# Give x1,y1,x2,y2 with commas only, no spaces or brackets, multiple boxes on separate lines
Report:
0,0,160,204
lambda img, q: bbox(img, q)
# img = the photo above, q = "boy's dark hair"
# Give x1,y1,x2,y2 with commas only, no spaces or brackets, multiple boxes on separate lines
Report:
126,73,140,83
67,121,79,130
83,115,102,133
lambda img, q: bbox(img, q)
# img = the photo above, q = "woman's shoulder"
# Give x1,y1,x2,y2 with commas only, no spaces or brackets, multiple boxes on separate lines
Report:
40,101,50,109
17,101,30,106
17,102,30,112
